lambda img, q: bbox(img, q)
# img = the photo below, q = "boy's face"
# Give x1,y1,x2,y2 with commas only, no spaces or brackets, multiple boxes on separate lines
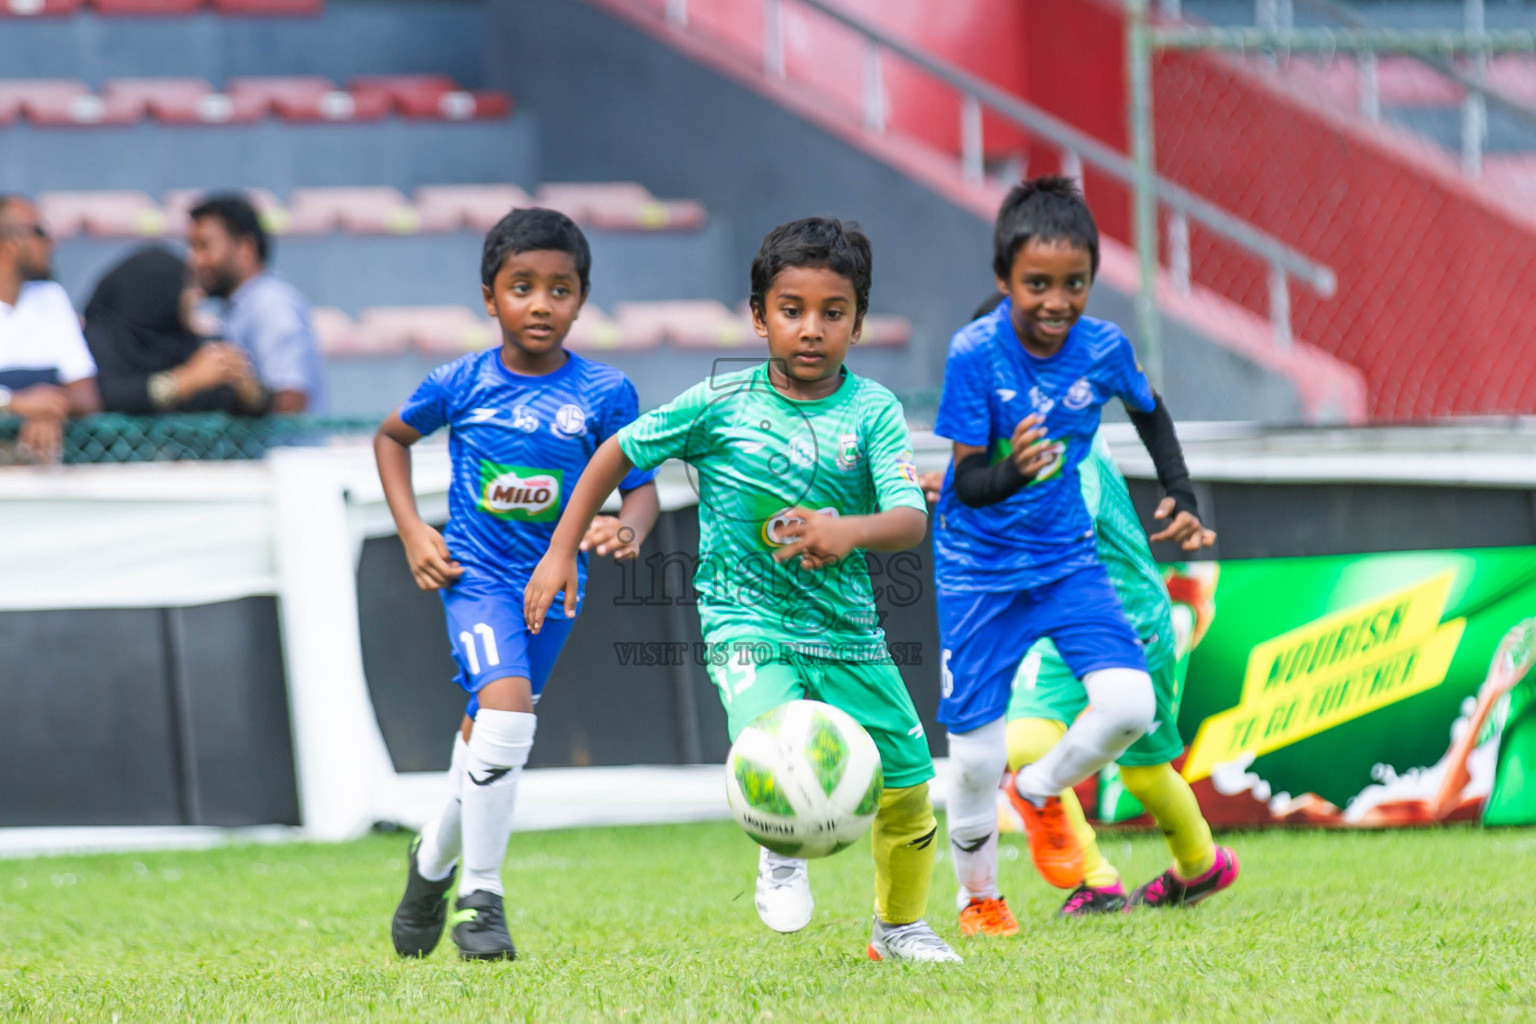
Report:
482,249,585,358
753,265,862,387
996,237,1093,356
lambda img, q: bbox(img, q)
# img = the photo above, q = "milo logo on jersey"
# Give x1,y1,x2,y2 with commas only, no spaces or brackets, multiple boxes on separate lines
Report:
991,436,1070,486
477,461,563,522
760,505,841,549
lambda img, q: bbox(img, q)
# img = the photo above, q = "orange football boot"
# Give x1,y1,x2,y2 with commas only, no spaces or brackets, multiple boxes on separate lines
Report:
1004,785,1085,889
958,896,1020,937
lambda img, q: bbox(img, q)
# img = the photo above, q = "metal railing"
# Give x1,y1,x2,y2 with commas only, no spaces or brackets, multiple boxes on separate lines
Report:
655,0,1338,387
1156,0,1536,179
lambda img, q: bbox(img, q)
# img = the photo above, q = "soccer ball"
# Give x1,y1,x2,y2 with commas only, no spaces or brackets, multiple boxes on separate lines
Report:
724,700,884,858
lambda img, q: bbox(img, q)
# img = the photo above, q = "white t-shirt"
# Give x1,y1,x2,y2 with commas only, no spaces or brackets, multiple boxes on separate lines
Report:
0,281,97,389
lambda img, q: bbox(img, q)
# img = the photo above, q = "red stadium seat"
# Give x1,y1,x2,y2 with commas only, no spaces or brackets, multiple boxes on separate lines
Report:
358,307,492,356
614,301,747,350
856,314,912,348
90,0,202,13
225,76,329,117
535,182,706,232
284,187,418,234
38,191,167,238
350,75,512,121
0,0,85,16
0,79,143,126
312,308,405,358
563,307,634,354
413,184,533,232
108,77,264,124
211,0,323,13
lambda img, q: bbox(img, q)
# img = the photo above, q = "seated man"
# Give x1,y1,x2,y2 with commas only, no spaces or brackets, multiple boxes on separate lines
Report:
0,195,101,464
187,194,326,413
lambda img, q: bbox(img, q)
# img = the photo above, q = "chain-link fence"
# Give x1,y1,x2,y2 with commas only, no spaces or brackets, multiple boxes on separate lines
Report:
1129,1,1536,422
0,414,381,466
0,401,953,467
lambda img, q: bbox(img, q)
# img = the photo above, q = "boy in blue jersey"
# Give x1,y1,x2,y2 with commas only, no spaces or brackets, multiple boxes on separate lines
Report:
374,208,660,961
933,178,1214,933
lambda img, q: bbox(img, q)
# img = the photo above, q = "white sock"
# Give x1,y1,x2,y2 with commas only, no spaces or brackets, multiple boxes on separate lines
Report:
760,847,806,877
1015,668,1155,802
458,709,536,897
946,718,1008,901
416,731,469,882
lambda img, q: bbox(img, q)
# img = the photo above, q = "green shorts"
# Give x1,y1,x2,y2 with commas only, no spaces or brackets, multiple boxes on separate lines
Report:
1006,637,1188,767
706,640,934,789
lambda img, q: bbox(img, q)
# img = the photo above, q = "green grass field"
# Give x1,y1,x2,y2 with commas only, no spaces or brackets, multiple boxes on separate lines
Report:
1,820,1532,1023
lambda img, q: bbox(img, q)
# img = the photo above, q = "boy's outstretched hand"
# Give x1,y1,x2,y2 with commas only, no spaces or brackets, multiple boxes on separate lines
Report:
581,515,642,561
1150,498,1217,552
524,552,578,634
1010,413,1060,481
400,521,465,591
771,507,855,571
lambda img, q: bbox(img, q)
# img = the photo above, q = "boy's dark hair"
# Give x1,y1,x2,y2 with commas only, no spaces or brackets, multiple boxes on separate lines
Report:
481,207,591,293
750,217,872,320
992,175,1099,281
190,194,269,264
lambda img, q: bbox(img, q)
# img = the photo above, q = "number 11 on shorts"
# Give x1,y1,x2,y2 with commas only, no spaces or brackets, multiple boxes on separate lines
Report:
459,622,500,675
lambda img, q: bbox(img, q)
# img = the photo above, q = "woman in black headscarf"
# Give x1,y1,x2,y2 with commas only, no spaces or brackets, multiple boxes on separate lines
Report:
83,246,267,414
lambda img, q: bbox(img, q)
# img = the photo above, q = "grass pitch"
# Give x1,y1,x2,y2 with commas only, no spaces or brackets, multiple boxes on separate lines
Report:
1,819,1532,1023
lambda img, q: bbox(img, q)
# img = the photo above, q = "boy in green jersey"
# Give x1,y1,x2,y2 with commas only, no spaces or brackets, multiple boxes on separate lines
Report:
526,218,959,963
1001,431,1236,916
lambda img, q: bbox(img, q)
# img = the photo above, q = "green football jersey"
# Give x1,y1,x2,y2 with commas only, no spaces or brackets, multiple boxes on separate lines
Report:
617,363,926,660
1080,431,1176,665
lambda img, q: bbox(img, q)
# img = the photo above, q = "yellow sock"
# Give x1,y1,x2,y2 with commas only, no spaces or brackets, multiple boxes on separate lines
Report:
1118,762,1215,879
871,783,936,925
1006,718,1120,890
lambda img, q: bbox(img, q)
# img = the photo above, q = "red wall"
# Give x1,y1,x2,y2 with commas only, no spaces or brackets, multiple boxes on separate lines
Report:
1016,0,1536,420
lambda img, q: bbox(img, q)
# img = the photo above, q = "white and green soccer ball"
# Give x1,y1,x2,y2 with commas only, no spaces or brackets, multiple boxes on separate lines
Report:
724,700,884,859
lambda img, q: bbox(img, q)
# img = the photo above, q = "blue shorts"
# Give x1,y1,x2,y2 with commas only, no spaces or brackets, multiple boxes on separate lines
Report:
936,563,1147,733
440,577,575,719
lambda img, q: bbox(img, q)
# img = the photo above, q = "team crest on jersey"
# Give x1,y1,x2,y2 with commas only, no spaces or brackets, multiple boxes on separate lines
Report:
551,403,587,438
1063,377,1094,410
836,433,861,470
1028,385,1055,415
511,405,539,432
478,462,563,521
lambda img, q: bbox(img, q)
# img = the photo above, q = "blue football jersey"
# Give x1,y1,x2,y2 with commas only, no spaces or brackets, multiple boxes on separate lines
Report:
932,299,1155,592
399,349,657,615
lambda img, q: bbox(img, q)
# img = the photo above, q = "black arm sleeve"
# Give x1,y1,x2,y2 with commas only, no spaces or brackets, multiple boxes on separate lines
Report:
951,450,1030,508
1126,392,1198,519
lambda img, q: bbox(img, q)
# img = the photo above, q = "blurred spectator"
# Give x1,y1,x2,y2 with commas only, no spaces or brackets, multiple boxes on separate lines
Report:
0,194,101,464
84,246,268,416
188,194,326,414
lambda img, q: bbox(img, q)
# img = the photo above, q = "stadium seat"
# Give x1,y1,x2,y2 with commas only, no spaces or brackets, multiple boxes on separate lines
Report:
535,182,707,232
356,307,492,356
37,190,167,238
350,75,511,121
0,79,143,125
128,79,265,124
284,187,418,235
210,0,323,13
312,307,407,358
90,0,202,13
856,314,912,348
0,0,84,16
1488,56,1536,105
562,306,631,353
413,184,533,232
615,300,752,350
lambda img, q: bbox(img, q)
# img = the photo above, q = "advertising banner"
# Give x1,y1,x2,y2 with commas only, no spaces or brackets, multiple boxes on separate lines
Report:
1096,547,1536,828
